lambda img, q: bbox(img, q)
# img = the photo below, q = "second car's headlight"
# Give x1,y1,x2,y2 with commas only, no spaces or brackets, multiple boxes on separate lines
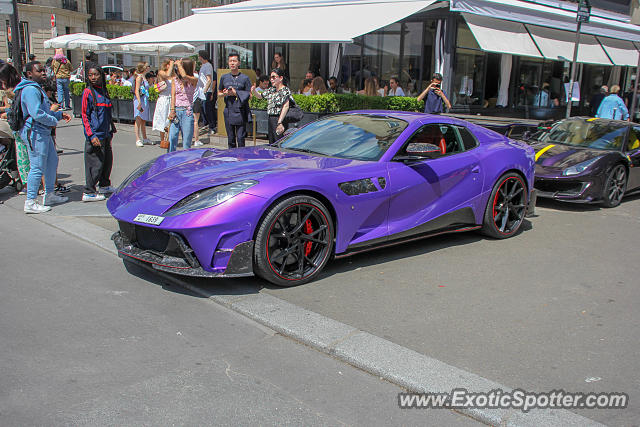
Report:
562,158,600,176
164,180,258,216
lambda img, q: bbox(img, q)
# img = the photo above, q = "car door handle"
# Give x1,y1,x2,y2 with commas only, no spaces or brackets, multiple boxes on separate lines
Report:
471,166,480,174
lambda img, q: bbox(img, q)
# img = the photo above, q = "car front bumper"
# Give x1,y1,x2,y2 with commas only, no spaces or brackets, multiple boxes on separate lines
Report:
533,176,602,203
112,229,254,278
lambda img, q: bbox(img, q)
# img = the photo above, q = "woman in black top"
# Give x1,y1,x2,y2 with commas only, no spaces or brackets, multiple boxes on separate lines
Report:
251,68,291,144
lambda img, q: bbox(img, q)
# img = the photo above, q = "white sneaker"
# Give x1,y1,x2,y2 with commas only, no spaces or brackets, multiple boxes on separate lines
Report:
82,193,106,202
24,199,51,214
43,193,69,206
143,138,153,145
193,140,204,147
136,140,144,147
98,186,117,194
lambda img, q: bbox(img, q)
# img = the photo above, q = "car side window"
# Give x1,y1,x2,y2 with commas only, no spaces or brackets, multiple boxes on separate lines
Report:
402,124,464,156
455,126,479,151
627,126,640,151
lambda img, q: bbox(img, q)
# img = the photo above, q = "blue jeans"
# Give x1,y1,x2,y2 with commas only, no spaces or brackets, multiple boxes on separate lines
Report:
168,107,194,152
23,128,58,200
56,78,70,109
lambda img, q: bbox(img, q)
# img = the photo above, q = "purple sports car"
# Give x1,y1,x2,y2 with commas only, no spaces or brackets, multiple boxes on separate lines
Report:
108,111,536,286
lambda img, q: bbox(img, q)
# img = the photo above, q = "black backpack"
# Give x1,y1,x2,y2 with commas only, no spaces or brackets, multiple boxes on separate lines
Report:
7,86,43,132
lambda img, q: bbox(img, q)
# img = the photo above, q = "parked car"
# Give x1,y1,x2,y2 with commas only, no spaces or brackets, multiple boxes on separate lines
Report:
527,117,640,207
108,111,536,286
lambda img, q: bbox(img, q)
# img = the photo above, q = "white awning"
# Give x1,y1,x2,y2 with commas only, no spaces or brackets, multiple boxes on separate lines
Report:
451,0,640,42
102,0,436,45
598,37,640,67
462,13,542,58
527,25,611,65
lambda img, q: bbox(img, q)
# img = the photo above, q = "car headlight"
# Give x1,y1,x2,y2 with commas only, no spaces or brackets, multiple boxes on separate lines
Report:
562,158,600,176
164,180,258,216
117,157,159,191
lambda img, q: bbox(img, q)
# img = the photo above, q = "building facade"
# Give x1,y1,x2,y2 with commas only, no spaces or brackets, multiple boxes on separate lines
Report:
1,0,218,70
1,0,91,66
213,0,640,119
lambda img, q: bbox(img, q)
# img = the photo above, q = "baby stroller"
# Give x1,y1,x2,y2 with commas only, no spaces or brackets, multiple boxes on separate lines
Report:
0,137,23,192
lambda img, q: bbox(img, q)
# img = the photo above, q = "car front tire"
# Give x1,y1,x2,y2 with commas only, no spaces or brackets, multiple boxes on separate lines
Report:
254,195,334,287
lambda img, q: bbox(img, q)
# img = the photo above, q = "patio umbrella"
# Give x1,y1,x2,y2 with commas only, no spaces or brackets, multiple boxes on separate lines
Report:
118,42,196,57
107,42,197,67
43,33,109,51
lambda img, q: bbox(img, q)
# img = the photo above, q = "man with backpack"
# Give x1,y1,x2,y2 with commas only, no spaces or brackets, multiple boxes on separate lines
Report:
11,61,71,213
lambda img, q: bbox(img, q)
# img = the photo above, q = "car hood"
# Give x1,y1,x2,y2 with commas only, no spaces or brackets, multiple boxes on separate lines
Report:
136,146,364,201
529,141,608,171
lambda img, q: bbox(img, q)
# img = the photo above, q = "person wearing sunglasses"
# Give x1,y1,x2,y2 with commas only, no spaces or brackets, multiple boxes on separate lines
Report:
251,68,291,143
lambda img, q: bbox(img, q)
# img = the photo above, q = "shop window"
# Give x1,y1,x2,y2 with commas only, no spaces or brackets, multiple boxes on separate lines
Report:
220,43,255,69
452,19,484,106
400,22,425,96
342,20,435,95
452,48,485,106
362,23,401,93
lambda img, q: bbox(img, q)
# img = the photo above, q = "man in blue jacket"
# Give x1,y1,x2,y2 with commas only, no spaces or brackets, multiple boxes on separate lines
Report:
596,85,629,121
15,61,71,214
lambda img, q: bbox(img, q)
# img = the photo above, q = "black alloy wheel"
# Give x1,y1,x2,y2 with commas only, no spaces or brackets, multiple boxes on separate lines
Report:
254,195,334,287
601,164,627,208
481,173,528,239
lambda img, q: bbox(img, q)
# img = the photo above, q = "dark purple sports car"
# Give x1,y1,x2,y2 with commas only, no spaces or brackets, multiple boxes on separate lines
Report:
530,117,640,207
108,111,535,286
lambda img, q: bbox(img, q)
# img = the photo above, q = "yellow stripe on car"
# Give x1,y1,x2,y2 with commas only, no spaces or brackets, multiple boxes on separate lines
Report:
535,144,555,162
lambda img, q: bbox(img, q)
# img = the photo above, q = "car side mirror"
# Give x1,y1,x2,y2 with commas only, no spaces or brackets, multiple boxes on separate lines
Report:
405,142,443,158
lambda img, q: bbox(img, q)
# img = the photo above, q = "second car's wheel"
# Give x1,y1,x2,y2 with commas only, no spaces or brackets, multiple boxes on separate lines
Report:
481,172,528,239
601,164,627,208
254,195,334,287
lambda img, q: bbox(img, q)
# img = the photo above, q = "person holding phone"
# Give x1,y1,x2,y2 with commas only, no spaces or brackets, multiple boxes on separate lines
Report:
168,58,198,152
218,53,251,149
418,72,451,114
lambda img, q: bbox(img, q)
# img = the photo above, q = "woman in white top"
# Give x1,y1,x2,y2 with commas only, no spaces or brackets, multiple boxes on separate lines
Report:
152,59,174,146
384,77,406,97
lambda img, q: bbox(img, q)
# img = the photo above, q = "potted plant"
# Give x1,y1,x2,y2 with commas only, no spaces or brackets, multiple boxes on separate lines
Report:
70,82,86,118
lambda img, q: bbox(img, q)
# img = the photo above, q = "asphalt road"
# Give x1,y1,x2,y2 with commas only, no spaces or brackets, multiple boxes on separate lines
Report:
263,195,640,426
0,203,477,426
2,118,637,425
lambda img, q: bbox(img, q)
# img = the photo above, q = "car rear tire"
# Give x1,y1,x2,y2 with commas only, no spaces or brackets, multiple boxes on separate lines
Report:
481,173,528,239
254,195,334,287
601,164,626,208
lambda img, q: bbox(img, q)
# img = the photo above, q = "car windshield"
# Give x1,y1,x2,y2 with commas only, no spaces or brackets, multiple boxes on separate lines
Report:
277,114,408,161
540,119,627,150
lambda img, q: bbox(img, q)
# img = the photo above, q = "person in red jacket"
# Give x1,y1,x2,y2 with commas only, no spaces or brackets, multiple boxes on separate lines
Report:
81,65,117,202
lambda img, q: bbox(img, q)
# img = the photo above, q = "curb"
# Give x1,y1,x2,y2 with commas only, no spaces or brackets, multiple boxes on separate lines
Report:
33,213,603,427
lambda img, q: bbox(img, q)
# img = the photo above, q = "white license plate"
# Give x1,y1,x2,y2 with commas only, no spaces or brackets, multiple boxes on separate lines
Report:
133,214,165,226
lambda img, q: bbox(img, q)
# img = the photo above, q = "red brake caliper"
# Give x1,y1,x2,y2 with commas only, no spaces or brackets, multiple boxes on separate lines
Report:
304,219,314,256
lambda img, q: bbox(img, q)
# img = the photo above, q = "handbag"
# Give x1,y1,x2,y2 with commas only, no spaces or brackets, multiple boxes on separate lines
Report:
284,97,303,124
